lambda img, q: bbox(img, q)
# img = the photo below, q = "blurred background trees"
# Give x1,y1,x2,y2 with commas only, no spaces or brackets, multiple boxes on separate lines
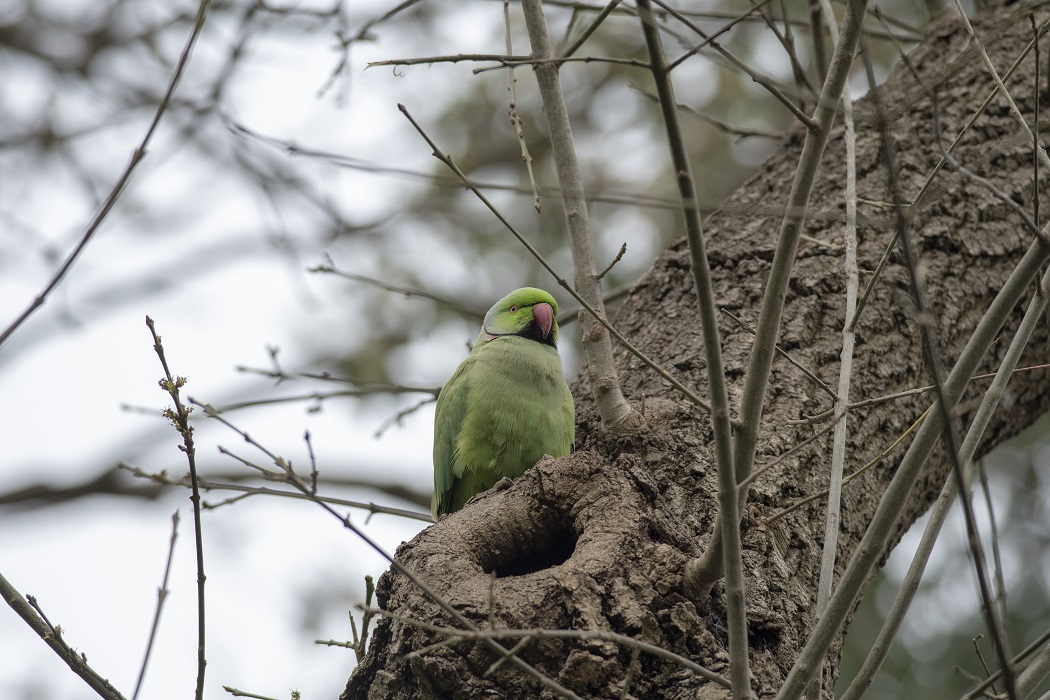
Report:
1,0,1047,697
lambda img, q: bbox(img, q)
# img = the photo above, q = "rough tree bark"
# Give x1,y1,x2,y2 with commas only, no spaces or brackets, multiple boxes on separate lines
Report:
344,2,1050,697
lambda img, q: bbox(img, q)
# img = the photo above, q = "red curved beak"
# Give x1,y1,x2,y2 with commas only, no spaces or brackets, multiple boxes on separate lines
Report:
532,302,554,338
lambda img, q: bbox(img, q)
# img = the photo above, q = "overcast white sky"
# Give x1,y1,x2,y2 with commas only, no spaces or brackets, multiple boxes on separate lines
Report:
2,1,1049,699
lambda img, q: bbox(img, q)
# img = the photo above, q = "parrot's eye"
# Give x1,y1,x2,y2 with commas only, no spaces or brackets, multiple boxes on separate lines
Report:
509,305,518,313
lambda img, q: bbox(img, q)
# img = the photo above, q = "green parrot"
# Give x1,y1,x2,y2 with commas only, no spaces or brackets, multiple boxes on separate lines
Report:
433,287,575,518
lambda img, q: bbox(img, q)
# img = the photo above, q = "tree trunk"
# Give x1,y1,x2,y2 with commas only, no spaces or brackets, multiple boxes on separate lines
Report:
344,3,1050,697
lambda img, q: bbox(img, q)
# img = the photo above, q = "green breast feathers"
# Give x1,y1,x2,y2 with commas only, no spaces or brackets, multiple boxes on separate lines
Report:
432,287,575,518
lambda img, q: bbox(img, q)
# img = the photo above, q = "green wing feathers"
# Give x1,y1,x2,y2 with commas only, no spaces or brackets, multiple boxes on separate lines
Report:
432,360,471,517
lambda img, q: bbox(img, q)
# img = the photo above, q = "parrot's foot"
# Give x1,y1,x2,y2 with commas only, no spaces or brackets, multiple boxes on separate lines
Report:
460,478,517,511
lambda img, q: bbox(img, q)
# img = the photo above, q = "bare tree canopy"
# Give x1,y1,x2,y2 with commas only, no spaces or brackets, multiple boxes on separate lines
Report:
3,0,1050,698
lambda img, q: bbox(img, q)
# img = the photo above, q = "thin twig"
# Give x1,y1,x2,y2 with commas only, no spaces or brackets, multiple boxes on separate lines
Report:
132,511,180,700
977,461,1008,621
653,0,818,130
620,646,642,699
556,3,584,54
721,308,836,400
557,281,633,327
231,121,687,211
342,0,421,46
774,41,1050,700
310,259,484,318
849,12,1050,332
973,635,999,696
538,0,924,41
627,83,785,139
320,0,423,100
235,363,441,393
373,396,439,438
765,406,931,525
754,0,818,98
790,363,1050,424
146,318,207,700
1016,631,1050,697
504,0,541,212
334,576,377,663
0,0,213,349
809,3,861,692
663,0,772,69
559,0,624,58
777,225,1050,696
367,53,648,71
962,625,1050,699
596,243,627,280
738,413,844,492
222,687,279,699
304,431,319,495
1033,14,1041,230
485,637,532,675
953,0,1050,175
0,572,128,700
202,389,437,414
930,96,1046,243
119,462,433,522
809,0,829,83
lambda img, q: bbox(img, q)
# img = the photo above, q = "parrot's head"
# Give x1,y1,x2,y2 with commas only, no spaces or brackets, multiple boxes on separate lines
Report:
480,287,561,348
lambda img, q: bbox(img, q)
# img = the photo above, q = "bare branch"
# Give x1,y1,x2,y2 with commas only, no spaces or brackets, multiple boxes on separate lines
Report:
310,260,485,318
367,53,648,71
931,96,1047,244
627,82,785,139
0,571,129,700
654,0,817,130
132,511,179,700
221,687,280,700
633,1,747,695
765,406,931,525
519,0,639,431
118,463,433,522
0,0,214,349
808,5,861,695
230,120,686,211
790,364,1050,424
559,0,624,58
850,13,1050,331
596,242,627,280
146,317,208,700
721,308,836,400
861,24,1018,696
774,82,1050,700
536,0,924,41
501,6,542,213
